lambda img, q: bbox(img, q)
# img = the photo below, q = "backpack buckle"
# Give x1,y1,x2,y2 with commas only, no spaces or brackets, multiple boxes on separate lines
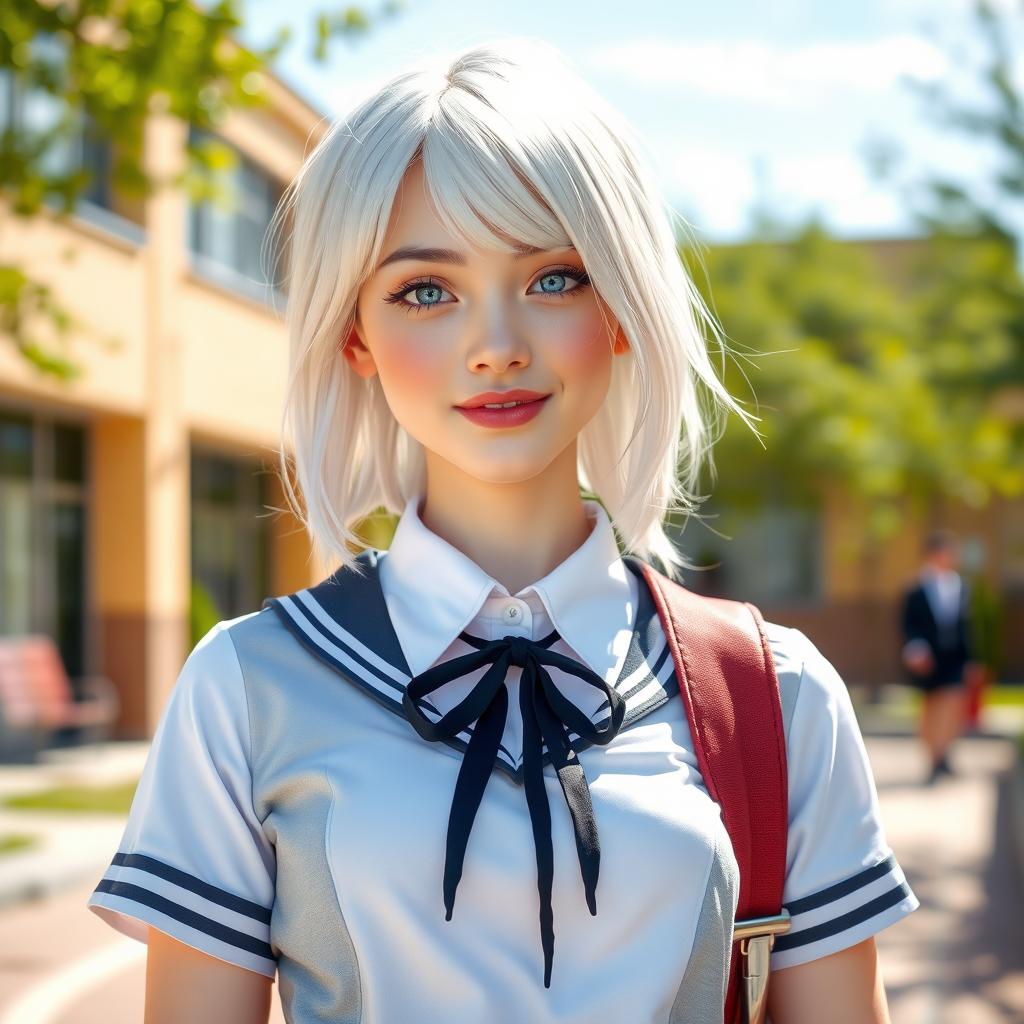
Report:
733,912,792,1024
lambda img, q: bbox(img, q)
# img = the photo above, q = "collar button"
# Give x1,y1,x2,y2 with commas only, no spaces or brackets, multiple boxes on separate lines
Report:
503,603,521,623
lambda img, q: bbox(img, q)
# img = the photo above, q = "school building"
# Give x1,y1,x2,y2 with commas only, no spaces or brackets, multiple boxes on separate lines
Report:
2,61,1022,740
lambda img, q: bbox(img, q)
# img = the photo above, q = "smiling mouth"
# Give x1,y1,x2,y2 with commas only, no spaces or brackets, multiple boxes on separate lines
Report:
455,395,551,428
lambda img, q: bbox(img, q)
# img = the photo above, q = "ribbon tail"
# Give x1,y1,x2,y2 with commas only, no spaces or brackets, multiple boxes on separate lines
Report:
442,682,508,921
534,676,601,916
520,664,555,989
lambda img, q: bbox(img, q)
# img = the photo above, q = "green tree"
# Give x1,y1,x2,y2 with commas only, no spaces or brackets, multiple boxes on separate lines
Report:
0,0,403,378
685,220,1023,545
684,0,1024,558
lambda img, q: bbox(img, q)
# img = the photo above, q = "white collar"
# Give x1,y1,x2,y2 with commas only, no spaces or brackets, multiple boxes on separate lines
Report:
378,493,634,678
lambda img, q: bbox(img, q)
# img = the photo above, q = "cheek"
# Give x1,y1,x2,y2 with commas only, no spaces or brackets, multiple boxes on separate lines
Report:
550,307,614,382
372,326,449,399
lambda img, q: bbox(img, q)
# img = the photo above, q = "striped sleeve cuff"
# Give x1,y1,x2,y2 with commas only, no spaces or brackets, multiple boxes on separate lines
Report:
770,851,919,971
86,851,277,979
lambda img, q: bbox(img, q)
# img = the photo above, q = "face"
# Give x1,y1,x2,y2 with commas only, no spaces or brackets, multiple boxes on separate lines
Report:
932,544,959,571
344,159,629,486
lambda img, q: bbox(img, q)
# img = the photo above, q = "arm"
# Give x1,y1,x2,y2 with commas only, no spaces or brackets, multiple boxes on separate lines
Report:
767,627,918,1021
900,592,934,674
146,927,272,1024
87,627,280,999
767,936,890,1024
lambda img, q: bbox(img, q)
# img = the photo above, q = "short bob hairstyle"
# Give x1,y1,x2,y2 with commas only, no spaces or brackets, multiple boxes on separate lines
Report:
266,36,760,581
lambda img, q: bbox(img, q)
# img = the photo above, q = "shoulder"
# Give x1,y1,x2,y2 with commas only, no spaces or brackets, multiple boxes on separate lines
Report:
759,619,855,744
200,602,306,669
185,611,263,675
167,611,269,721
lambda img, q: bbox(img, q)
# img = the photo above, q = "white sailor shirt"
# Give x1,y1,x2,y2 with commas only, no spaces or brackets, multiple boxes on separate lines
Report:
87,494,919,1023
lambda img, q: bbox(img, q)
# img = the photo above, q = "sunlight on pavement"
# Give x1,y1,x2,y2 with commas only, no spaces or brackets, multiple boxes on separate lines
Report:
0,937,144,1024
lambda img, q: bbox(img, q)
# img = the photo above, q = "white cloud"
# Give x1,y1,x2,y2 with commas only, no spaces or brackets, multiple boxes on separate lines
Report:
585,34,948,104
879,0,1019,13
662,147,758,237
769,152,905,226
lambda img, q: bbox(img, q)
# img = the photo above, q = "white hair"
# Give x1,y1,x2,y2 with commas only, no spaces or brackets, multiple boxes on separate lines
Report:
265,36,761,581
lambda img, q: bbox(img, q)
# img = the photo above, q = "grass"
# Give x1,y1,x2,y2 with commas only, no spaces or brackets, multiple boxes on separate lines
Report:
0,833,39,856
985,686,1024,708
856,684,1024,712
1,778,139,814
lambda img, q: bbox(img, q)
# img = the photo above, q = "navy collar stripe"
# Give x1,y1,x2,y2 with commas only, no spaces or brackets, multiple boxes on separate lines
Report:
589,639,675,718
267,593,523,770
569,644,677,748
279,593,411,696
293,589,411,686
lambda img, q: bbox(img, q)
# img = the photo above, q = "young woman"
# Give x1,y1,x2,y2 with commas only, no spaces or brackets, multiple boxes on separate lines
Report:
87,37,918,1023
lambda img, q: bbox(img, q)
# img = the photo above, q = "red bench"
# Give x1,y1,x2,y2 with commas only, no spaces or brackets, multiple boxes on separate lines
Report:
0,635,120,763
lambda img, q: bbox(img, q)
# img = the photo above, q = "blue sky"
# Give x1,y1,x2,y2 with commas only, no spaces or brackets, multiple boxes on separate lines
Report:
237,0,1021,244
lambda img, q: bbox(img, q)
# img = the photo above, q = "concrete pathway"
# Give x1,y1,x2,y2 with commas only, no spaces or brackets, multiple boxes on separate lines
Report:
868,733,1024,1024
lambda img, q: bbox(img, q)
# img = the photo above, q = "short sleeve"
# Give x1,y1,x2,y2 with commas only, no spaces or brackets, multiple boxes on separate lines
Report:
86,621,278,979
770,627,919,971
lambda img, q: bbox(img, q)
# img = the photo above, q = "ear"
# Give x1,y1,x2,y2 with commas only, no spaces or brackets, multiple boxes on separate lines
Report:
612,324,630,356
342,322,378,379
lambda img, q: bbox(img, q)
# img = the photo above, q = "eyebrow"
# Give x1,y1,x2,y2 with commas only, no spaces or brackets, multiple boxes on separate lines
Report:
376,244,576,271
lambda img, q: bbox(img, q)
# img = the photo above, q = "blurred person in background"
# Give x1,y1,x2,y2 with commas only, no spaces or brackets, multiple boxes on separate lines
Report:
900,529,980,785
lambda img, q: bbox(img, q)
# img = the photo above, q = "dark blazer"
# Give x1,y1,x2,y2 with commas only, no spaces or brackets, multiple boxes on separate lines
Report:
900,575,973,688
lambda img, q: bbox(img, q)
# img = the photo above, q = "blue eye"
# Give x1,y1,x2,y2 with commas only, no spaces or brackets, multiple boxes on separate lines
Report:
383,266,591,315
383,277,453,314
530,268,591,296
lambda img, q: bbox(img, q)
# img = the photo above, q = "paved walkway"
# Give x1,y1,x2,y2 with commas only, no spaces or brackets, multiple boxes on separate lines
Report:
867,733,1024,1023
0,742,147,911
0,723,1021,1022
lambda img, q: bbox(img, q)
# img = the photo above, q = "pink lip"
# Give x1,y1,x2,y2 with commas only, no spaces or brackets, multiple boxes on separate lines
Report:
455,389,550,409
455,395,550,429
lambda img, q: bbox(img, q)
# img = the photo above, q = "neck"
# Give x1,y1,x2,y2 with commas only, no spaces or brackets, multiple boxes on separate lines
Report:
420,441,593,595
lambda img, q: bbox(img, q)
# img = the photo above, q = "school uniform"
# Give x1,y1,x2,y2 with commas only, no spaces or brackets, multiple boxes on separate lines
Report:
901,566,973,692
87,495,919,1023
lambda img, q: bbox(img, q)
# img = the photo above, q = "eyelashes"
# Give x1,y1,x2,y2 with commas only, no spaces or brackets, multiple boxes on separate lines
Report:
383,266,592,315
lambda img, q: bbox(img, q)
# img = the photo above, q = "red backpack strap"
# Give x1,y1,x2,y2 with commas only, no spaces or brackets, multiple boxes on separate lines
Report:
637,559,788,1024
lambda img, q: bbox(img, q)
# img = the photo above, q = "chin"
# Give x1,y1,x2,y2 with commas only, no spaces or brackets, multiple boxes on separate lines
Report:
441,447,558,485
460,461,550,486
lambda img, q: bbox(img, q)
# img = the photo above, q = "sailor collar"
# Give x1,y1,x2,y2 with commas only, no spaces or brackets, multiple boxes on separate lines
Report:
261,550,678,785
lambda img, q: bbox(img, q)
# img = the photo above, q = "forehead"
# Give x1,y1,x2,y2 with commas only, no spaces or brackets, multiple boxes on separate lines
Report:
383,159,445,243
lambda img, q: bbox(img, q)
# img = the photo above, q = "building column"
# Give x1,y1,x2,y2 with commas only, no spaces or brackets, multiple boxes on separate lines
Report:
93,111,191,737
92,415,146,736
139,111,191,734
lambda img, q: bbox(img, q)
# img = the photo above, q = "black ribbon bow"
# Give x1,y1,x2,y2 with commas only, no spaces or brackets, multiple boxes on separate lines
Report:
401,629,626,988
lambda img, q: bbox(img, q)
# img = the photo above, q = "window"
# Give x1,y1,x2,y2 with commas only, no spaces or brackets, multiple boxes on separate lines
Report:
0,32,142,243
1001,497,1024,594
187,125,286,306
190,448,274,640
672,499,824,608
0,407,89,680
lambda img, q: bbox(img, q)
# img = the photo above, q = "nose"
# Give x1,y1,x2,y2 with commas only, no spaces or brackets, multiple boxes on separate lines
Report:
465,297,532,374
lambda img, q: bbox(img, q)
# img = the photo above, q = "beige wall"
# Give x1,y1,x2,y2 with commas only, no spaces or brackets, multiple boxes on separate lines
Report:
0,80,325,734
181,275,291,447
0,210,148,415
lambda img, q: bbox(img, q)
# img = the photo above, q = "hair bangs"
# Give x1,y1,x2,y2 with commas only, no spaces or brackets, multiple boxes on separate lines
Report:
420,109,571,257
